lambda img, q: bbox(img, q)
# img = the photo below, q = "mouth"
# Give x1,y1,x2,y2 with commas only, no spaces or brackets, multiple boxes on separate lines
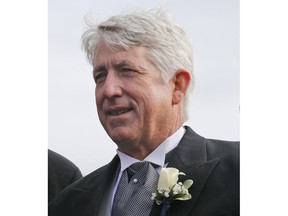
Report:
106,107,133,116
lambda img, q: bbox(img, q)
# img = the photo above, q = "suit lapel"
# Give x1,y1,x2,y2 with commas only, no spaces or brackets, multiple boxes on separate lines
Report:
150,126,219,216
167,158,219,216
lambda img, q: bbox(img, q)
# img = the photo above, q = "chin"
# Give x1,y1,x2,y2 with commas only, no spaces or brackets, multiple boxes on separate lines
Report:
108,128,136,145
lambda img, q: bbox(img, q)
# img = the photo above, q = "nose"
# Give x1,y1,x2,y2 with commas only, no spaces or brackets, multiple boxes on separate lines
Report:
102,72,123,99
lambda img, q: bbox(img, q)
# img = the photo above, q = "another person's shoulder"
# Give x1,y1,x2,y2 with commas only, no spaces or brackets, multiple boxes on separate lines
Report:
48,149,83,202
48,159,117,216
51,155,118,192
48,149,82,177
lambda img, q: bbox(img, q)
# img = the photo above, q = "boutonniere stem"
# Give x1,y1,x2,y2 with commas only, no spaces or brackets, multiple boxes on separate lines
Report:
160,201,171,216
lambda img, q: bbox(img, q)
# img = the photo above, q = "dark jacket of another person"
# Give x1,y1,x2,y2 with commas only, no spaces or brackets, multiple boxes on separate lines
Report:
48,149,82,203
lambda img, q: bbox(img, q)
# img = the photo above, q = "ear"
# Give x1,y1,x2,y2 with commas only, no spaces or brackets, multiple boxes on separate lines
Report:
172,69,191,105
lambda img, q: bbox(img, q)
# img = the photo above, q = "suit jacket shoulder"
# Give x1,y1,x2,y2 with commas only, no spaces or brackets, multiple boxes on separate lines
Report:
206,137,240,176
160,126,239,216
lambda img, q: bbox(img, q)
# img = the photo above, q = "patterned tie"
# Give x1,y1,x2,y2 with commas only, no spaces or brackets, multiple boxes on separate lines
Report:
112,161,159,216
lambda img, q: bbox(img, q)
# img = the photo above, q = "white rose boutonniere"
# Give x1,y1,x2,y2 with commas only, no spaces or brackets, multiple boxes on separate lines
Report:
151,168,193,216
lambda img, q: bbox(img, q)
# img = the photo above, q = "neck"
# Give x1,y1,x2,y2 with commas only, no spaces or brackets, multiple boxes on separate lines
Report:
118,121,184,160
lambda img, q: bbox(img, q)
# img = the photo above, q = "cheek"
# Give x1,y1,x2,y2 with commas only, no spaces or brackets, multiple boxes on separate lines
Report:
95,91,103,112
148,92,173,116
136,94,160,119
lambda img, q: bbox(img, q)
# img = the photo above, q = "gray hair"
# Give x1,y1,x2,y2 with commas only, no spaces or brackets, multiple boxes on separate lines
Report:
81,9,194,120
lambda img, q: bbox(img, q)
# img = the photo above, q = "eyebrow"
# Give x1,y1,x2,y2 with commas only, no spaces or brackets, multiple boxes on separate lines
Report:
93,65,106,75
114,60,134,69
93,60,134,72
115,60,150,72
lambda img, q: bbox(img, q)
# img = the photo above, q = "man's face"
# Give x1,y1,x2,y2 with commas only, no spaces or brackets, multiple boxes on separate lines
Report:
93,43,176,154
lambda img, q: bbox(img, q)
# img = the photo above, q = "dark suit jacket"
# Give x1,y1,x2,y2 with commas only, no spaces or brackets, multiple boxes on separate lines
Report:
48,127,239,216
48,149,83,203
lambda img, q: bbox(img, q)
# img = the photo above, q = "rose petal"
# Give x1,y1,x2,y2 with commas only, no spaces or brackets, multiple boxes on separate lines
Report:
165,168,180,188
157,168,170,191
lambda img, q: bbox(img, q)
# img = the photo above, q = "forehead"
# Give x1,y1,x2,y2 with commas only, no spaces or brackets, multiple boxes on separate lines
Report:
93,43,150,67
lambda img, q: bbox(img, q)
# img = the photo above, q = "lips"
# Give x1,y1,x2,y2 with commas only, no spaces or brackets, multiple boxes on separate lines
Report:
105,107,133,116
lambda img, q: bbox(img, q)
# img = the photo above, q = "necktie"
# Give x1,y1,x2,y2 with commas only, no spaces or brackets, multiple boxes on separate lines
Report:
112,161,159,216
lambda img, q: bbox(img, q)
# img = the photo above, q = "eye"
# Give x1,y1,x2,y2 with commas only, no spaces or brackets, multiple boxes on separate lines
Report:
94,72,107,84
120,68,137,76
121,68,134,72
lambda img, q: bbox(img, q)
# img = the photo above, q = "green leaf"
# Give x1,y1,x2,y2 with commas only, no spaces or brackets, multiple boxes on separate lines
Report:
183,179,193,189
175,194,192,201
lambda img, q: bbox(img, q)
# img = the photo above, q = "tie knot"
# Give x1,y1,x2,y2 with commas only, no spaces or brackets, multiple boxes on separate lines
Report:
129,161,149,171
127,162,149,180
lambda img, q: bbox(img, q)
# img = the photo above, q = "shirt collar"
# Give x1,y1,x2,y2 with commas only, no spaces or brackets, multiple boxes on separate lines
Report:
117,126,186,172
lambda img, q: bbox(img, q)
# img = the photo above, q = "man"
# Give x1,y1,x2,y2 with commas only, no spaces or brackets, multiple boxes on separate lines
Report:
49,9,239,216
48,149,82,203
